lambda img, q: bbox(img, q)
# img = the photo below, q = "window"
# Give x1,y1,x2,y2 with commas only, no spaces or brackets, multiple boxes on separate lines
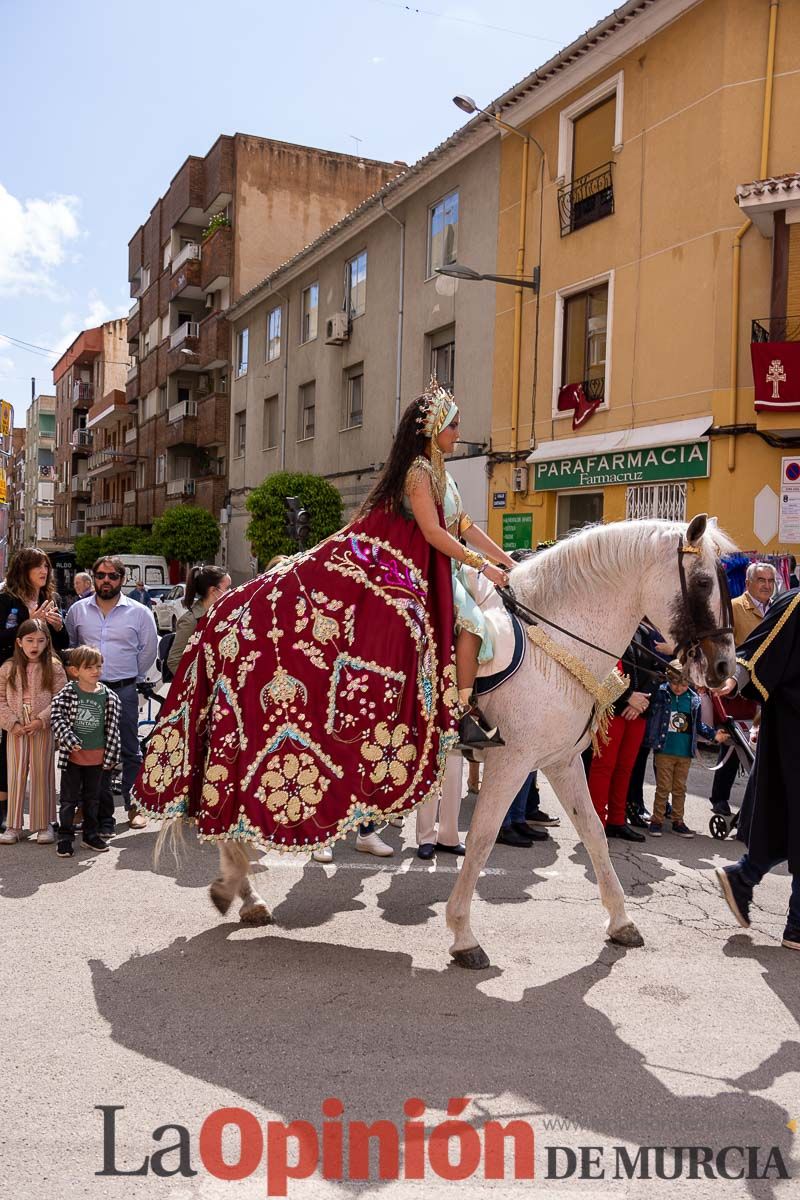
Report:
155,454,166,485
557,75,621,236
626,483,687,522
346,251,367,318
158,385,168,414
342,367,364,430
429,326,455,390
298,382,316,441
428,191,459,276
554,275,612,415
236,328,249,377
556,491,604,539
263,396,279,450
266,307,281,362
301,284,319,343
234,411,247,457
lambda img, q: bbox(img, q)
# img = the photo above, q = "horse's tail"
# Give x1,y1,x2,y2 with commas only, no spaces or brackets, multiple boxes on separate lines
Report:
153,818,187,870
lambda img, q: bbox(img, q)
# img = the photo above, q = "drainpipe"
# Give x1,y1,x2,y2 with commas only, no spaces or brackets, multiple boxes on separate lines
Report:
267,287,290,470
381,199,405,431
728,0,779,472
511,134,530,456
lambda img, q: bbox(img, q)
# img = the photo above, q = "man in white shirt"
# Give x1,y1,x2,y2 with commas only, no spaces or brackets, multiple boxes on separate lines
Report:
66,556,158,833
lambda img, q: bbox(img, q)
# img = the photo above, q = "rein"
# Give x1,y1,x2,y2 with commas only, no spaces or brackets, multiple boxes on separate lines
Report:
501,535,733,680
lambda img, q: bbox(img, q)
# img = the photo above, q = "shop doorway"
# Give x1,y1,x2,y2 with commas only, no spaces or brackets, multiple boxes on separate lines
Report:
556,490,604,538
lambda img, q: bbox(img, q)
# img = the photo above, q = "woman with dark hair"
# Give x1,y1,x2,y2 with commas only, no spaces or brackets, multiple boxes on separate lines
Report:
133,382,514,860
166,565,231,677
0,549,69,828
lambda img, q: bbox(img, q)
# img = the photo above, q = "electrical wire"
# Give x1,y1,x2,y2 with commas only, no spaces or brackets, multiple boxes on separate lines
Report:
367,0,565,46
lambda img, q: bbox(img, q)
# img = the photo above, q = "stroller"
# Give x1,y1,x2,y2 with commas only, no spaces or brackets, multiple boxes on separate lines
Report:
706,692,756,840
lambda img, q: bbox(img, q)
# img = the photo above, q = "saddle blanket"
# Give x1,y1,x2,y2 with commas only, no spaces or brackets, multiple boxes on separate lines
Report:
462,566,527,696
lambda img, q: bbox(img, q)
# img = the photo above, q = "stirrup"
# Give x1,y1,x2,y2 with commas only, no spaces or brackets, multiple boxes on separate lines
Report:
455,709,505,752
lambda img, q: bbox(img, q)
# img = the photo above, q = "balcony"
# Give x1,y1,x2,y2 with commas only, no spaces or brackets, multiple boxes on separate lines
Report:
166,400,198,448
558,162,614,237
199,310,230,369
172,242,201,273
71,474,91,495
201,225,232,293
170,320,200,349
123,488,137,506
197,392,228,447
168,398,198,422
170,256,202,301
167,325,201,375
73,382,94,405
87,501,123,524
71,429,93,454
166,477,196,497
195,474,226,516
124,426,138,445
87,448,128,476
127,305,141,343
750,315,800,433
69,519,86,537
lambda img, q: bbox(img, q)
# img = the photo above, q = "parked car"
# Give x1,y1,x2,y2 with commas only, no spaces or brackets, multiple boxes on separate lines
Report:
153,583,186,632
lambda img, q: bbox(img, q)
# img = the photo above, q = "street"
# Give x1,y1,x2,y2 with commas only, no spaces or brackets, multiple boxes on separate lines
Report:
2,762,797,1199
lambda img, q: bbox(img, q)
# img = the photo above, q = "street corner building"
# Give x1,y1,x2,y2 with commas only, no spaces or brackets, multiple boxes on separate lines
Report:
479,0,800,559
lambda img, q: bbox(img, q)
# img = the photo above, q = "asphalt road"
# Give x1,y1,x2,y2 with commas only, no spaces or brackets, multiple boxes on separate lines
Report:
2,762,797,1200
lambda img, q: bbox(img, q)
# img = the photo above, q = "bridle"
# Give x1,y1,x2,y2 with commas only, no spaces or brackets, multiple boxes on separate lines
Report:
673,540,734,666
500,535,733,681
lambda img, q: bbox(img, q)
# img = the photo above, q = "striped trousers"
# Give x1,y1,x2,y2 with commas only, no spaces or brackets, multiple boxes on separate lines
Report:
6,728,57,832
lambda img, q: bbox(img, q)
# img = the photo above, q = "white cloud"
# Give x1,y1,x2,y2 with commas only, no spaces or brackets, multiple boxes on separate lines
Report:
370,56,384,64
0,183,81,297
49,289,128,359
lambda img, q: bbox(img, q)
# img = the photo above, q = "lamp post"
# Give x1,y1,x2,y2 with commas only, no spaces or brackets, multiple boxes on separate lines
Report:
451,95,544,458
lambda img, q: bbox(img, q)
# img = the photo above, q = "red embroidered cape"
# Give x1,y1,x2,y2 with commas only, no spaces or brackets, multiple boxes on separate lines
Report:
132,506,459,851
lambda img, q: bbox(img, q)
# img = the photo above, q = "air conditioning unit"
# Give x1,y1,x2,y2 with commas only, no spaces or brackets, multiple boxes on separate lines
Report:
512,466,529,494
204,292,215,310
325,311,350,345
197,374,210,394
186,480,196,496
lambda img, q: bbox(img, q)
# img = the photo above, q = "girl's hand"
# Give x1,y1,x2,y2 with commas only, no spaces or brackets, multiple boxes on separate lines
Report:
10,725,24,738
483,564,510,588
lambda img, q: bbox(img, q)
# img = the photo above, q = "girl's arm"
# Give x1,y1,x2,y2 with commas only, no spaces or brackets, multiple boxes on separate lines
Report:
0,665,19,732
462,523,515,571
407,477,508,588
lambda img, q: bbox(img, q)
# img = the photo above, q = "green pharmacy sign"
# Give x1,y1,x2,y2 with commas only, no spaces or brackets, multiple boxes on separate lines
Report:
502,512,533,552
533,441,710,492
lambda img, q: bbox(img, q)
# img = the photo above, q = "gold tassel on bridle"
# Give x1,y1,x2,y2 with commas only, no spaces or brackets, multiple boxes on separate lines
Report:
526,624,630,754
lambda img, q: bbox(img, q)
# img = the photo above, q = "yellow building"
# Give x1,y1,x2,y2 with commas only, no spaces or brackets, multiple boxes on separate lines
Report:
472,0,800,553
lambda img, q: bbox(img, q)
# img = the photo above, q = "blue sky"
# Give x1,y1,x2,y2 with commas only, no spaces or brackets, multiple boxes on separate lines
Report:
0,0,613,420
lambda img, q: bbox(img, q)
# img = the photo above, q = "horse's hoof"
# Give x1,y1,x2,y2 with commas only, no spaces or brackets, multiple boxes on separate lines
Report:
608,923,644,948
209,880,234,915
239,904,273,926
450,945,491,970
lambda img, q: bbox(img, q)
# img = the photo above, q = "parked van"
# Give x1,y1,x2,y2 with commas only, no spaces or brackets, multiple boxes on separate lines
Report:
118,555,170,592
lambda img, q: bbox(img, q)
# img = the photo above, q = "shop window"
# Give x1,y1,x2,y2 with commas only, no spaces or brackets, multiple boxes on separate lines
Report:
626,483,687,522
556,491,603,539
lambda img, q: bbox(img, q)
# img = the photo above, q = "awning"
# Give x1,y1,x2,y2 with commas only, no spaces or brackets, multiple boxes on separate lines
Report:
527,415,713,463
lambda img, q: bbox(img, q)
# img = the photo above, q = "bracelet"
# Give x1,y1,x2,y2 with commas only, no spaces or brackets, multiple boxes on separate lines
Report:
462,547,486,571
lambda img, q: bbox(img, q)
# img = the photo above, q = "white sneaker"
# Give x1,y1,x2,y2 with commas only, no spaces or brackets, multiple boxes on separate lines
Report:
311,846,334,864
0,828,22,844
387,816,404,828
36,828,55,845
355,831,394,857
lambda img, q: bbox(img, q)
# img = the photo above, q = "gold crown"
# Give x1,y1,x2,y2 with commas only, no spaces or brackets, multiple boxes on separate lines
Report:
416,375,455,438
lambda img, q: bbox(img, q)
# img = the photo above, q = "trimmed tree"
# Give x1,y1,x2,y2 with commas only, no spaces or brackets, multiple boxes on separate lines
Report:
246,471,344,564
98,526,147,556
151,504,221,565
73,534,104,570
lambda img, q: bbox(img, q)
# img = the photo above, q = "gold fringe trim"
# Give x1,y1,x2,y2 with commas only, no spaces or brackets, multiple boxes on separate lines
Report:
526,624,630,753
736,591,800,704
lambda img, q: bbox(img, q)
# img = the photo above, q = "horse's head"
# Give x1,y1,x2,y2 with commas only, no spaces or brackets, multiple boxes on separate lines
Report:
643,514,737,688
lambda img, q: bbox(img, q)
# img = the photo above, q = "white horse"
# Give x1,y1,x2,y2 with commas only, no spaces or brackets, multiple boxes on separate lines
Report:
181,514,737,968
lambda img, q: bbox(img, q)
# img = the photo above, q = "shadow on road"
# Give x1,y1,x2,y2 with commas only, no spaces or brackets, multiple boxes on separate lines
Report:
90,930,796,1197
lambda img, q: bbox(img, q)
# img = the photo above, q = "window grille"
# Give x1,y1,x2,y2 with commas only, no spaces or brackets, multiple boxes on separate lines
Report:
625,482,687,522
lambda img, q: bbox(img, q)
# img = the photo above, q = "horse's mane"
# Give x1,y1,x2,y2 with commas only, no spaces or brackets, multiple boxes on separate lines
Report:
512,519,736,607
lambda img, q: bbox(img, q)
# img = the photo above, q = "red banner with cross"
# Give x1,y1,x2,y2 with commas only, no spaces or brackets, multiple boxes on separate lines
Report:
751,340,800,412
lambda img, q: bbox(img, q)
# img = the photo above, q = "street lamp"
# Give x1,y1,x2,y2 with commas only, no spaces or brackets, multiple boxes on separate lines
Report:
436,263,539,291
451,94,545,455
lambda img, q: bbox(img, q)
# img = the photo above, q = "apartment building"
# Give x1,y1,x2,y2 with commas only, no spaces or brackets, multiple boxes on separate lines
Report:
476,0,800,553
52,319,129,542
123,134,402,541
24,395,58,549
226,130,501,582
8,428,25,554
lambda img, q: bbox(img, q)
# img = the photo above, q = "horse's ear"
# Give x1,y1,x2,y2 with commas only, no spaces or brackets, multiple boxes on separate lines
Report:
686,513,708,545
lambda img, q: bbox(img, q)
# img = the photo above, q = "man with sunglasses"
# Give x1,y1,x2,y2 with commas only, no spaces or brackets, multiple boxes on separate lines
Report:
66,556,158,834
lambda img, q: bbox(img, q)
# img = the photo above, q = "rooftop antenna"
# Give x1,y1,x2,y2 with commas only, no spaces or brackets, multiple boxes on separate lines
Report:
31,377,35,401
349,134,363,157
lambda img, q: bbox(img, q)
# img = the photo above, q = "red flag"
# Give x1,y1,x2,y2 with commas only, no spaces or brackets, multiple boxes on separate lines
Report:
557,382,602,431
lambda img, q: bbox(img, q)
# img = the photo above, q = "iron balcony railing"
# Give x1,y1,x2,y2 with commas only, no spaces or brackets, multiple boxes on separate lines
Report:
73,382,93,404
558,162,614,237
751,316,800,343
72,429,93,449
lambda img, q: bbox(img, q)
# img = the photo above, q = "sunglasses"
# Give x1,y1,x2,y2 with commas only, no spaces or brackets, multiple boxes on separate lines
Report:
95,571,121,581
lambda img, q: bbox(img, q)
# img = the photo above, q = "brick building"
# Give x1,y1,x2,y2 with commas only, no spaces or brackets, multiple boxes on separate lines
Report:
123,134,402,545
24,395,57,550
8,428,26,554
52,320,129,542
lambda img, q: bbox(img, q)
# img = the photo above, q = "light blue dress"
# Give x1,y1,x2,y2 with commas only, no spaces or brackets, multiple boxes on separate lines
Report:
403,458,493,665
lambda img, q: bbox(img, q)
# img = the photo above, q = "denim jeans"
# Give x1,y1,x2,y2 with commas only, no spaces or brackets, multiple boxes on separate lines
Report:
98,682,141,827
736,853,800,928
503,773,537,830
